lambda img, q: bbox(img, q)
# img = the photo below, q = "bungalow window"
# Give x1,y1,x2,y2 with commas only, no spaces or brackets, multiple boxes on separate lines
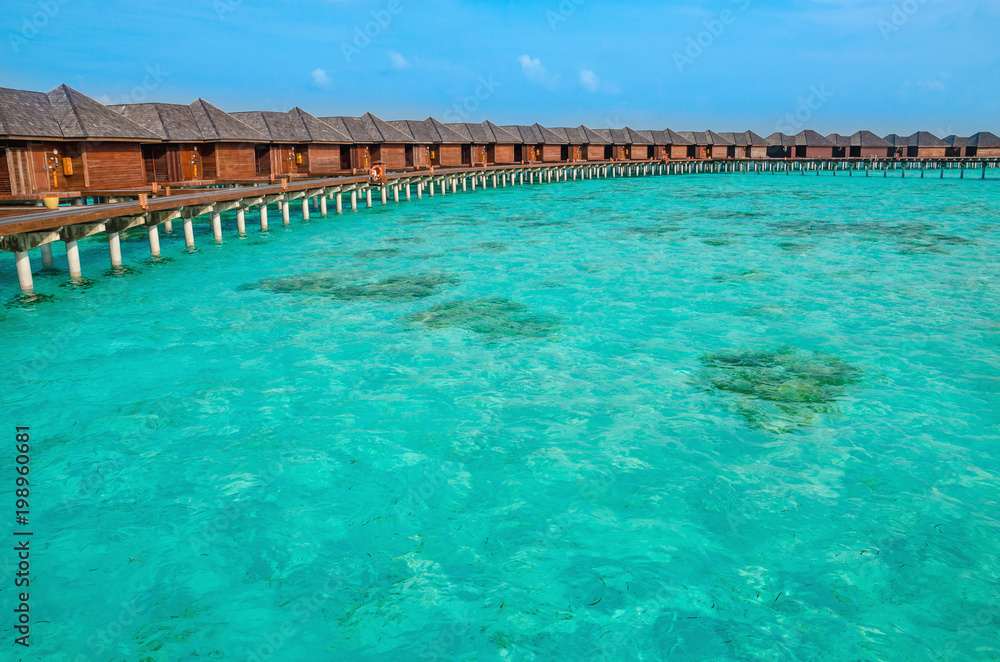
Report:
795,146,807,158
906,146,919,158
849,147,861,158
833,146,846,158
647,146,655,159
687,145,696,159
560,145,569,161
604,146,613,160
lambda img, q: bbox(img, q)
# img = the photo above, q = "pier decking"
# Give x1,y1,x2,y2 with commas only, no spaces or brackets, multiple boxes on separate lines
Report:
2,157,997,296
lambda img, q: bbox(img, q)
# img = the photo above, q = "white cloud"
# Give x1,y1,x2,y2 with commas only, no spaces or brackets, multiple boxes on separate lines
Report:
580,69,599,92
386,50,410,70
311,68,332,88
518,55,547,82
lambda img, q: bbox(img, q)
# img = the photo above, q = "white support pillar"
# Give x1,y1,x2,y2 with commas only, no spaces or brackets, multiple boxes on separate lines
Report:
381,186,388,205
439,180,445,196
429,181,435,197
183,218,195,248
40,243,53,268
405,184,412,200
471,177,477,191
492,174,498,188
302,198,311,221
366,188,373,207
462,178,467,192
417,183,423,199
14,251,33,294
452,178,457,193
282,201,291,225
65,240,81,279
164,219,173,233
211,212,223,242
260,204,269,231
148,225,161,257
108,231,123,267
320,195,327,216
350,190,358,211
519,173,524,185
393,185,400,202
336,193,344,214
237,208,246,235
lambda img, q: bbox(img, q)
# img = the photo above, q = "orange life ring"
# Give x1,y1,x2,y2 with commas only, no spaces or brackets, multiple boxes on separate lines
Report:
369,164,384,182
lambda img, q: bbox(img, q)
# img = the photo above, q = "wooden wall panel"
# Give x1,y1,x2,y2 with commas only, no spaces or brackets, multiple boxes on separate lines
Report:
377,145,407,170
977,147,1000,157
540,145,562,162
804,147,834,159
307,145,342,174
916,147,947,159
84,143,145,189
0,148,10,196
216,144,257,179
490,145,515,164
439,145,464,166
749,146,768,159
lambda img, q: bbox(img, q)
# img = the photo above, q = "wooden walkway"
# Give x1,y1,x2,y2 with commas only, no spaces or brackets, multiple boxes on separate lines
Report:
3,158,997,295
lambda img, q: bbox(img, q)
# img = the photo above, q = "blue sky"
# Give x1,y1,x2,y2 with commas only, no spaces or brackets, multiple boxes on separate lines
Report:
2,0,998,136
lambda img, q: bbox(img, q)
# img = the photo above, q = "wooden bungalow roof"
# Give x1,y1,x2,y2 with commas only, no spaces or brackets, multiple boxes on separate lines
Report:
445,121,521,144
546,125,611,144
679,130,733,146
320,113,416,144
884,134,909,147
188,99,268,142
944,135,970,148
718,130,767,146
502,125,546,144
594,127,654,145
828,132,895,148
577,125,611,145
111,103,204,141
0,85,159,141
908,131,948,147
636,129,693,146
288,107,351,143
388,117,467,144
766,130,833,147
534,123,569,145
231,111,306,143
969,131,1000,147
906,131,948,147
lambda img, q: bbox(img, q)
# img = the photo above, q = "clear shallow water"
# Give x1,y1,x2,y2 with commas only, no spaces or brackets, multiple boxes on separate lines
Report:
2,172,999,661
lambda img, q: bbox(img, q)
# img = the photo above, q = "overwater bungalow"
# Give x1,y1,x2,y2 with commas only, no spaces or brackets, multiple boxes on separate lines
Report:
319,113,415,173
231,108,353,179
826,131,894,159
571,125,612,161
635,129,693,160
766,131,834,159
884,134,909,159
903,132,948,159
948,132,1000,158
593,128,654,161
113,101,275,184
717,131,768,159
445,121,521,165
0,84,160,199
678,131,733,160
502,125,546,164
388,117,468,168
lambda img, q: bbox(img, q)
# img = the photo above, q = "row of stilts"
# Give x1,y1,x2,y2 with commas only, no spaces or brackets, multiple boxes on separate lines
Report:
5,159,996,295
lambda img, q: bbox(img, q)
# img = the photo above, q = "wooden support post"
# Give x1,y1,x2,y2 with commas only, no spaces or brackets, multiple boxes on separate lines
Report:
14,251,33,294
212,211,223,242
148,225,161,257
108,231,123,267
65,240,81,279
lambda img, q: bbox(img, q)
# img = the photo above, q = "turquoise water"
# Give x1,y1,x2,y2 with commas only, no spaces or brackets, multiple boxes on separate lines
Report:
2,171,1000,660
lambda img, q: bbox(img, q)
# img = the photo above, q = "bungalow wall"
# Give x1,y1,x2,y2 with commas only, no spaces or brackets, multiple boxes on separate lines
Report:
307,145,343,174
84,143,146,189
439,145,464,166
749,146,767,159
373,144,407,170
582,145,603,161
977,147,1000,157
487,144,516,165
851,147,892,158
909,147,947,159
270,144,295,177
540,145,562,162
795,146,833,159
0,146,10,195
666,145,688,160
216,144,258,180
